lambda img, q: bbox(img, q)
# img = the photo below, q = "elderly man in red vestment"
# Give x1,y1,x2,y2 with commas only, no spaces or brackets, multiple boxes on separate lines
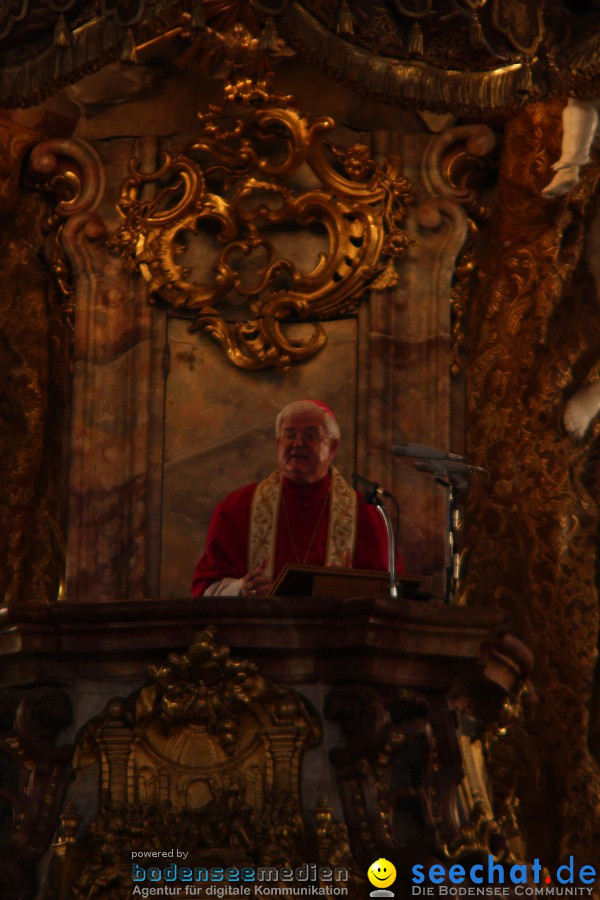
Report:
191,399,400,597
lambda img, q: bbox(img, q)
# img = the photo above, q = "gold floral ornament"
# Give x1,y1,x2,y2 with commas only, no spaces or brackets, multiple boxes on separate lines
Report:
109,63,416,370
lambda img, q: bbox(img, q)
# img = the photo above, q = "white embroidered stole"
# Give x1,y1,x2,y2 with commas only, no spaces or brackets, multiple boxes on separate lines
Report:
248,467,358,581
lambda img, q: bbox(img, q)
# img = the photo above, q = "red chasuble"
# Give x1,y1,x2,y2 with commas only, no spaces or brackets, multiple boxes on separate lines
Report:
191,470,403,596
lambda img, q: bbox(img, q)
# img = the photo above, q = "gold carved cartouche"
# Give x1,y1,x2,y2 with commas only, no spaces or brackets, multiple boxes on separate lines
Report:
109,68,415,370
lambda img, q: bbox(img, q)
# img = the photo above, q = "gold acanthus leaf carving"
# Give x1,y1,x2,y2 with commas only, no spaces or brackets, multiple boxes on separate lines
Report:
109,73,416,370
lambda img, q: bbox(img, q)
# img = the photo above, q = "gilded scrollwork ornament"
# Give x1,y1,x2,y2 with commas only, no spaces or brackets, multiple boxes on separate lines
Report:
109,68,415,370
417,123,496,374
28,136,107,321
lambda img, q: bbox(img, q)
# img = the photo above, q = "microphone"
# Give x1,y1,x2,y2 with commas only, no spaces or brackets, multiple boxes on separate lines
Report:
415,461,490,476
393,441,468,462
352,473,392,503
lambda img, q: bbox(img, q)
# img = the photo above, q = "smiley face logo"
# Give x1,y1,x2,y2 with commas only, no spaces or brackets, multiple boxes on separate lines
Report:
367,858,397,893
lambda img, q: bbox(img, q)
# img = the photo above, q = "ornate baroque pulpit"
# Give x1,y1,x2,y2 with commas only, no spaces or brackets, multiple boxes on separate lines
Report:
0,593,532,898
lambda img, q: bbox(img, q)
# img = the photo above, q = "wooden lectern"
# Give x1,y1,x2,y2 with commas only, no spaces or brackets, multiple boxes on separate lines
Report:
271,563,423,600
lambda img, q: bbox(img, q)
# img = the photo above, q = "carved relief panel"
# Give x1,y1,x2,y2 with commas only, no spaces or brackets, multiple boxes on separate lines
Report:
47,630,362,899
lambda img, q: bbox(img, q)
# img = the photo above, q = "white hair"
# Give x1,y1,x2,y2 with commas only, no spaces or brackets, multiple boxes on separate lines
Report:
275,400,341,441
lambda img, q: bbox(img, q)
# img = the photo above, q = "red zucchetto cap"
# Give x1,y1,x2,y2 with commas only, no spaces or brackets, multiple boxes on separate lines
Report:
300,399,337,419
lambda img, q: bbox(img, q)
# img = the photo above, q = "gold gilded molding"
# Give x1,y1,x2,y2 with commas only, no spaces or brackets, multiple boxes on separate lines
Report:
2,1,600,116
442,691,532,866
440,734,519,864
270,2,600,118
109,67,415,370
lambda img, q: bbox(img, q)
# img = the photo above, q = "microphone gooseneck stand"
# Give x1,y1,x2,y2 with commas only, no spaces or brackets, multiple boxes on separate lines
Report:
374,502,399,601
412,458,489,604
414,463,466,604
353,453,489,605
352,473,398,602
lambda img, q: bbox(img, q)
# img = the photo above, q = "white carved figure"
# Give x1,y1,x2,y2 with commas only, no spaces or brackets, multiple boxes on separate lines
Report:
564,381,600,439
542,98,600,198
563,200,600,440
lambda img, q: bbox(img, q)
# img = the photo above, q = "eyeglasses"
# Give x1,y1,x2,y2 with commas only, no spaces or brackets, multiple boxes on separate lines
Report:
279,428,328,446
